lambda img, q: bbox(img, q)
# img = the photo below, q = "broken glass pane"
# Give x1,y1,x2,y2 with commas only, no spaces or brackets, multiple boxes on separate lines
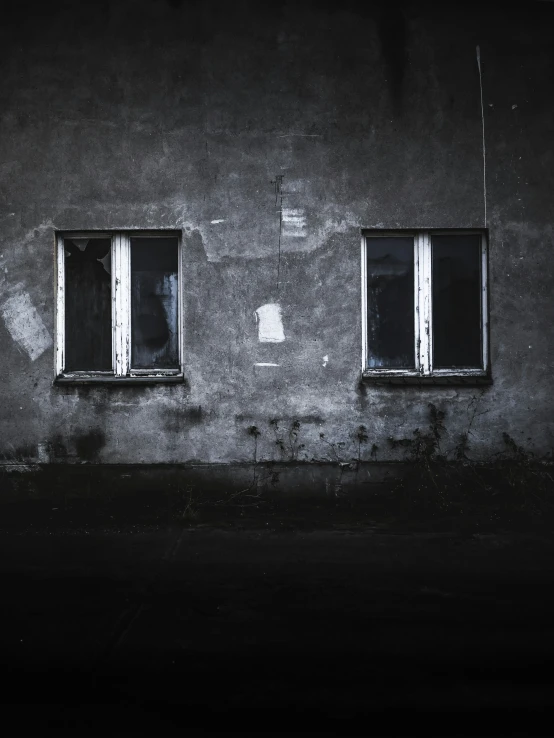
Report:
432,235,482,368
366,237,415,369
131,238,179,369
64,238,112,371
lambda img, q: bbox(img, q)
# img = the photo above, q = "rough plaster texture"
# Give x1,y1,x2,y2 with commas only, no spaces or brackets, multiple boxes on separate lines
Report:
0,0,553,465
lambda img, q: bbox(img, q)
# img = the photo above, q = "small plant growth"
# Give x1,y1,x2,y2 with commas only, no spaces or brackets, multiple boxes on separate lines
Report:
247,425,261,464
270,418,305,461
169,398,554,530
356,425,368,463
385,400,554,525
319,432,346,463
178,485,200,522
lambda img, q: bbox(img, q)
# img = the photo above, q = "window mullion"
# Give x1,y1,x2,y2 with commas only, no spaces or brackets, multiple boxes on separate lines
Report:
361,236,368,371
113,233,131,376
417,232,432,375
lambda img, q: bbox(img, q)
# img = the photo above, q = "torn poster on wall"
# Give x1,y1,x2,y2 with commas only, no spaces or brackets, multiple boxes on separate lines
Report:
0,291,52,361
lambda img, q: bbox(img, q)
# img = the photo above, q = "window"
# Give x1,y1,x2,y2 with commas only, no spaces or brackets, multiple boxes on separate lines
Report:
55,231,183,383
361,230,489,381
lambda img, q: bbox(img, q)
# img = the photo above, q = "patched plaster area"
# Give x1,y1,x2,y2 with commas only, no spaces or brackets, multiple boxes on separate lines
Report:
255,303,285,343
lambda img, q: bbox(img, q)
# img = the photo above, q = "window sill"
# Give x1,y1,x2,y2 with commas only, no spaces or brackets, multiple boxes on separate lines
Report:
361,374,493,386
54,374,185,386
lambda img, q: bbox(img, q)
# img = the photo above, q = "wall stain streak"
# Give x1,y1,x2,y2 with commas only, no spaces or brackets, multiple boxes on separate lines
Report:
74,429,106,462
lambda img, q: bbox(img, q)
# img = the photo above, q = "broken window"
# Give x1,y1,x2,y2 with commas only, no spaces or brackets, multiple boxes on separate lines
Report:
56,232,182,382
64,237,112,371
362,231,488,378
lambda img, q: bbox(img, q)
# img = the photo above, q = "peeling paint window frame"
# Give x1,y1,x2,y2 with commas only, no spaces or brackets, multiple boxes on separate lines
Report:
54,230,183,384
361,229,489,380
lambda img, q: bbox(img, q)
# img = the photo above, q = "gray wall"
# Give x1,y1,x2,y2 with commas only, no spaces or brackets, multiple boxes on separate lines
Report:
0,0,553,465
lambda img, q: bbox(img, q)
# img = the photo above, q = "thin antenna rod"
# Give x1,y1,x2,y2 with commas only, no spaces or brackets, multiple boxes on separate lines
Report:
476,45,487,228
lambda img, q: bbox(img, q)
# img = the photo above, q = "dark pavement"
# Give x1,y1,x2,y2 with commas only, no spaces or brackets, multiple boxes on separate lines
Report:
1,523,554,736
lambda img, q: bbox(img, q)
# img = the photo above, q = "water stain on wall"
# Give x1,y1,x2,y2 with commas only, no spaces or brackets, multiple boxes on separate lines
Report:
73,429,106,462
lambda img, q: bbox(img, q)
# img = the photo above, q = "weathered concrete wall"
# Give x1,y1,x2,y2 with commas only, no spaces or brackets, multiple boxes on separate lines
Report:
0,0,553,465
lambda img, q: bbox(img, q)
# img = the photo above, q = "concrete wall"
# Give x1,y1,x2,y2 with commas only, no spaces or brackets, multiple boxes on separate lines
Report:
0,0,553,465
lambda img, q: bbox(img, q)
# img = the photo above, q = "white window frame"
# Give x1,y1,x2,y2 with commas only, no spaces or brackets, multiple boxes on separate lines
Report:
361,229,489,378
55,230,183,382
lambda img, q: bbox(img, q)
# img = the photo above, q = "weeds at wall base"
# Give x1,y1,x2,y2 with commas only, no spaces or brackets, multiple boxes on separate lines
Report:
384,403,554,527
0,460,553,533
1,402,553,532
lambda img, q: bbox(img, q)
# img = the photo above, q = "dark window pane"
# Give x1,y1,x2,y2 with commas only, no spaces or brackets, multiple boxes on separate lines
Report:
64,238,112,371
432,235,482,368
131,238,179,369
366,237,415,369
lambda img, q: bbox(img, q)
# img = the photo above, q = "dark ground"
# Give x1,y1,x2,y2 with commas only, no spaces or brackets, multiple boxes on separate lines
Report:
1,479,554,736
